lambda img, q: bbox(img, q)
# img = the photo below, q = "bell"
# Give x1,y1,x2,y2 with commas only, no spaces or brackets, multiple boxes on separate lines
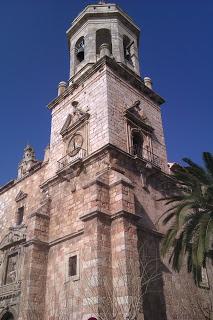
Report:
125,48,131,60
76,46,84,55
76,46,84,62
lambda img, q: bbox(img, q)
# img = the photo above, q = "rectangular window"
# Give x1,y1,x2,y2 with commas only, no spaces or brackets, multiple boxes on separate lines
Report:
68,255,77,277
17,207,24,225
65,252,80,282
4,253,18,285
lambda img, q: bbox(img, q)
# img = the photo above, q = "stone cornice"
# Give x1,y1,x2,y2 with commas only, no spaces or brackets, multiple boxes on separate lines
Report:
40,143,171,191
29,211,50,220
79,210,163,239
82,177,109,190
48,56,165,110
0,180,15,195
0,161,47,196
0,226,27,251
80,210,111,222
110,177,134,189
24,239,49,249
111,210,164,238
125,109,154,133
40,174,59,191
15,190,28,202
66,4,140,40
49,229,84,247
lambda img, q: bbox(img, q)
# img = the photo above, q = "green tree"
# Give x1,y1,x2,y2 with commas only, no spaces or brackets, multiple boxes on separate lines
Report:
160,152,213,284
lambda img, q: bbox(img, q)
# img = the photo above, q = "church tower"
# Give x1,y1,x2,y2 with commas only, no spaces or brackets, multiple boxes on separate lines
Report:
46,2,167,181
67,2,141,80
1,2,209,320
44,2,169,319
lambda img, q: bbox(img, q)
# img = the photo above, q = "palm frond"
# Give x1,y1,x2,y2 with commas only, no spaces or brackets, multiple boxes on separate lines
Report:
160,152,213,285
203,152,213,178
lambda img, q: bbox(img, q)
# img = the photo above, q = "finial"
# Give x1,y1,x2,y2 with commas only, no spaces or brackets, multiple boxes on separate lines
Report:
98,0,107,4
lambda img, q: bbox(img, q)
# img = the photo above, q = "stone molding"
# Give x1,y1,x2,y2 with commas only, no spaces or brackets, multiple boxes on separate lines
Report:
0,282,21,299
0,162,48,196
125,101,154,133
0,180,15,195
67,4,140,39
48,56,164,110
40,143,172,192
29,212,50,220
60,111,90,138
0,226,27,251
80,210,111,222
82,176,109,190
24,239,49,249
49,229,84,248
15,190,28,202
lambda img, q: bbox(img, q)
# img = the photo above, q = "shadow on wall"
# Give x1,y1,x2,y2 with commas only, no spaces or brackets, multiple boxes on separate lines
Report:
134,195,157,231
137,230,171,320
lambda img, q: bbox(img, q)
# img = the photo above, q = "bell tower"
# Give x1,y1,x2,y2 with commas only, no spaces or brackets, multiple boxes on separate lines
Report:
0,2,209,320
45,2,169,319
67,2,141,81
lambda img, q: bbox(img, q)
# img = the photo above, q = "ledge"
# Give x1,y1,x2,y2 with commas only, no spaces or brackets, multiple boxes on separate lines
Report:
80,210,111,222
49,229,84,247
0,161,47,196
29,211,50,220
82,177,109,190
0,282,21,299
40,143,170,191
109,177,134,189
24,239,49,249
48,56,165,110
0,180,15,194
66,4,140,40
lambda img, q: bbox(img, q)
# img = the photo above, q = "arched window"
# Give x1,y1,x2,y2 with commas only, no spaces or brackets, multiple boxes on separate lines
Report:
131,130,143,157
2,312,14,320
75,37,85,64
96,29,112,55
123,35,133,64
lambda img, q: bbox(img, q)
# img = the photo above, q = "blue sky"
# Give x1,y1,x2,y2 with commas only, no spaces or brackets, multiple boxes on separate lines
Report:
0,0,212,185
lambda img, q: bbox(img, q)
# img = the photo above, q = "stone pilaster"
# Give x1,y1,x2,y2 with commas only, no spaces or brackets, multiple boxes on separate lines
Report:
19,198,50,319
81,210,112,319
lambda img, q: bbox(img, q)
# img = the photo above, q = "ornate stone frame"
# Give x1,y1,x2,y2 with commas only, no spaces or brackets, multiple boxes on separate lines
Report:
60,102,90,160
0,227,26,319
126,118,153,158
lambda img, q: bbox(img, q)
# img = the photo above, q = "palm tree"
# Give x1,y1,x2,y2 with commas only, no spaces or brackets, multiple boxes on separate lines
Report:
160,152,213,285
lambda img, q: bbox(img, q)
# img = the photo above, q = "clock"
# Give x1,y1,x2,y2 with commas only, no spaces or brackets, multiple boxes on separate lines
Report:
68,134,83,157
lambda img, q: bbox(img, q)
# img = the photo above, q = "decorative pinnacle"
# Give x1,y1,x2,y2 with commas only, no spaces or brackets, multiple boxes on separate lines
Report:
98,0,107,4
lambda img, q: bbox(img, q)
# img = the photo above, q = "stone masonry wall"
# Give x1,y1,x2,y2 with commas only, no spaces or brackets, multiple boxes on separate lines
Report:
46,66,109,181
0,167,45,239
0,59,212,320
106,67,168,173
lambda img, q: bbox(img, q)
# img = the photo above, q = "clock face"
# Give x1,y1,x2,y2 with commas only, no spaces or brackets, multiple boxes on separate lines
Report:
68,134,83,157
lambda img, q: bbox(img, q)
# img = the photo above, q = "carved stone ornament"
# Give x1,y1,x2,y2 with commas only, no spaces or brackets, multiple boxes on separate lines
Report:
60,101,90,137
15,190,27,202
125,100,153,132
67,133,84,156
0,226,27,251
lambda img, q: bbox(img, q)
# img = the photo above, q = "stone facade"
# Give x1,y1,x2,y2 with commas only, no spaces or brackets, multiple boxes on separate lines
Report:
0,2,212,320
